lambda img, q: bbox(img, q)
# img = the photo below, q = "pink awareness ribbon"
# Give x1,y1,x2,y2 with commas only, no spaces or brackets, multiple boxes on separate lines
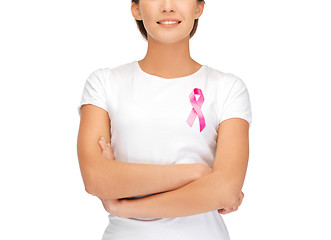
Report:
186,88,206,132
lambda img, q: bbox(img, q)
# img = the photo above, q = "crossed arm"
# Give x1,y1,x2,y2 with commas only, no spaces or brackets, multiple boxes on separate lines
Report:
78,105,248,219
94,119,249,219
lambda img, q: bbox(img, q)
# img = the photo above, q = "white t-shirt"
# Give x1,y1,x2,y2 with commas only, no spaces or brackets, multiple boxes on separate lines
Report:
78,60,252,240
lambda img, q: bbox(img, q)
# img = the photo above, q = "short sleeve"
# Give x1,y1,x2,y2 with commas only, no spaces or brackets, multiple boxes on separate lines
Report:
77,68,109,117
218,76,252,128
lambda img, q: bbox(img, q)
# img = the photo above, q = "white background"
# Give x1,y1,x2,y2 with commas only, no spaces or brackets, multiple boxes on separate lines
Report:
1,0,330,239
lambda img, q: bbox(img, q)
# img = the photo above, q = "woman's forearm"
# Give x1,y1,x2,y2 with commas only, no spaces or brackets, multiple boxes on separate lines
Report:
87,157,201,200
117,171,233,219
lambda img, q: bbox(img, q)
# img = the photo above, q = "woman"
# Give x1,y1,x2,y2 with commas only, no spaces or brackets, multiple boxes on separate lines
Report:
77,0,252,239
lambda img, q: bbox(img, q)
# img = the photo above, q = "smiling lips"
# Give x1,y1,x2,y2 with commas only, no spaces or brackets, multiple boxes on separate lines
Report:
157,18,182,24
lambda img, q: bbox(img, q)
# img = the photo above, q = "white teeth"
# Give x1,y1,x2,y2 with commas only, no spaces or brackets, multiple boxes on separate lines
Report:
158,21,180,25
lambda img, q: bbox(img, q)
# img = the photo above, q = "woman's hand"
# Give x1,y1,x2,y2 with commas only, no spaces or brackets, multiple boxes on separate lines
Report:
98,137,115,160
98,198,123,216
218,191,244,215
97,137,123,216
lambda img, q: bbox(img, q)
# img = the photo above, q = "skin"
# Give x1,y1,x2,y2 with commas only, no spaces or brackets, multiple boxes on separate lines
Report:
97,138,121,215
131,0,205,79
97,0,245,216
97,137,244,216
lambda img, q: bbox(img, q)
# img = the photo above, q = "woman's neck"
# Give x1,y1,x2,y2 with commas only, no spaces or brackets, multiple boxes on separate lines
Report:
138,35,202,79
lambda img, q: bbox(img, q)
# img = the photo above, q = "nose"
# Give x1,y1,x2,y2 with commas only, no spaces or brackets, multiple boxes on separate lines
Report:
160,0,176,13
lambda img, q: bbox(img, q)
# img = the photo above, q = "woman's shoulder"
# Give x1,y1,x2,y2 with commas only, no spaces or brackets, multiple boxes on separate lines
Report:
206,64,243,86
91,61,136,83
104,61,134,71
99,61,133,75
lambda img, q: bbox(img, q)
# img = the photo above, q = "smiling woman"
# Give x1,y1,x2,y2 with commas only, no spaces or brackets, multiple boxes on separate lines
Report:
131,0,205,40
77,0,252,240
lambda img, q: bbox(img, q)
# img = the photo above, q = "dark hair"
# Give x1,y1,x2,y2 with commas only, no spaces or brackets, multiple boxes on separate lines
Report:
131,0,205,41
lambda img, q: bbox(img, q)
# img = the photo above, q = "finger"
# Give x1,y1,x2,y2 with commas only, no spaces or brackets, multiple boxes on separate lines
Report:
239,196,243,206
219,207,230,214
99,138,106,149
101,140,112,151
104,144,113,153
107,144,114,153
100,143,115,160
106,146,115,159
219,209,230,215
103,150,112,159
218,208,225,214
99,139,112,154
235,192,243,206
99,137,108,146
238,193,244,206
97,139,114,161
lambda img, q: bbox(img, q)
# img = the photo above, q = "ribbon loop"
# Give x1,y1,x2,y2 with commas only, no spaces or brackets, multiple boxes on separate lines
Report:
186,88,206,132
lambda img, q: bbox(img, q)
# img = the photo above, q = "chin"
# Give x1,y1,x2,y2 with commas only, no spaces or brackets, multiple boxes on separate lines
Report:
152,33,190,44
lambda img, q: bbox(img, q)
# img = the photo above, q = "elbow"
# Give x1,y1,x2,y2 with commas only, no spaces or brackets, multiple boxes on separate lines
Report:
84,174,99,196
223,192,242,208
85,184,95,196
84,178,98,196
213,174,243,208
84,171,116,199
218,188,242,209
80,158,118,199
81,168,102,197
85,178,108,198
